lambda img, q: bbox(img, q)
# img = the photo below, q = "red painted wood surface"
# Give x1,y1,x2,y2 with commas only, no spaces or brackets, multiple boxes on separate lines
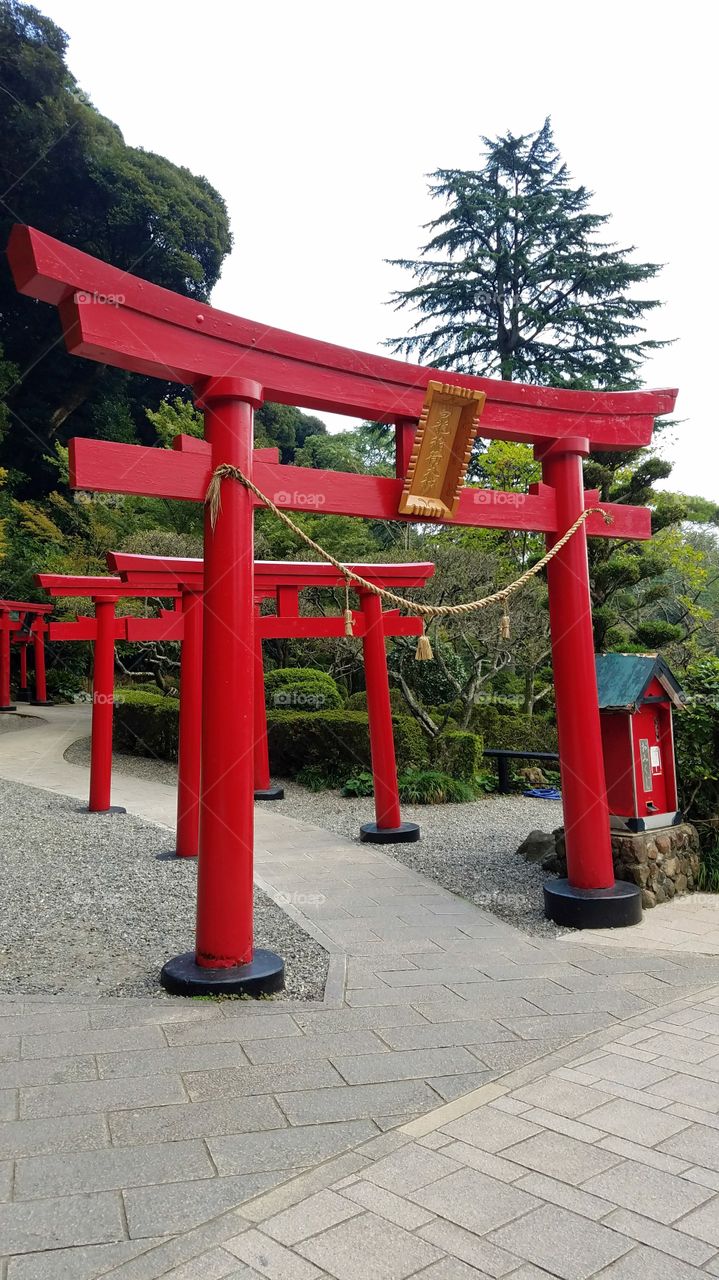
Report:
109,552,436,591
49,618,126,641
542,446,615,890
37,573,180,601
8,225,676,446
176,589,202,858
70,439,651,540
258,614,423,639
361,591,402,830
195,379,259,969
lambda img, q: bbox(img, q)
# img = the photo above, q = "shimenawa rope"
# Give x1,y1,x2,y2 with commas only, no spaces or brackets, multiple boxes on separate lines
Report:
206,464,612,660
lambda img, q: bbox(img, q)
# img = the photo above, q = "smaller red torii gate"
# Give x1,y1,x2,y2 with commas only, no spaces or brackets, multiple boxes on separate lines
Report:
36,575,181,812
0,601,53,710
107,554,436,850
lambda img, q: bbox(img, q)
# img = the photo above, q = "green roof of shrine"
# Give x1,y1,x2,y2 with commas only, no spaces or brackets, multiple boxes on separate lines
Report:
595,653,684,712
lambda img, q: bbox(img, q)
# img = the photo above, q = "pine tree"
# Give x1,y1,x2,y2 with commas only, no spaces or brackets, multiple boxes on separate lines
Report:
387,119,665,387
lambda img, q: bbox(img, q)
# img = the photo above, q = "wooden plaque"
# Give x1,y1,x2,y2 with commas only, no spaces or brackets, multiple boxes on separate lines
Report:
398,381,486,520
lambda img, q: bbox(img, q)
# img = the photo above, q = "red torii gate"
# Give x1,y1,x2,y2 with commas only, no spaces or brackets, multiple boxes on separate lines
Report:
8,224,677,997
37,575,181,812
0,601,52,710
107,553,435,845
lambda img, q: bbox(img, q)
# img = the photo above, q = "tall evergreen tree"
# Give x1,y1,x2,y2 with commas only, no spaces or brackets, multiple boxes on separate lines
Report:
387,118,665,387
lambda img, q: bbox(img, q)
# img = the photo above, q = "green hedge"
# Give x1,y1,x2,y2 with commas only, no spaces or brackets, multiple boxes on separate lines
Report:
430,730,484,780
114,690,179,760
267,709,428,780
346,688,407,714
264,667,342,712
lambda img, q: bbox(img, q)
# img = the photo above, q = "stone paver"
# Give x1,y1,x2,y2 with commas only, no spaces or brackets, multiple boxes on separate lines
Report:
5,709,719,1276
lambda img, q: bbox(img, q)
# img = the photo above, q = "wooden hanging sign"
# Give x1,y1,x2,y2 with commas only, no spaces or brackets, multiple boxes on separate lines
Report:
398,381,486,520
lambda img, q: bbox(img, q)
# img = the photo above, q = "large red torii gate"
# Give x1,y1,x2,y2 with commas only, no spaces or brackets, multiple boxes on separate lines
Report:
9,224,677,997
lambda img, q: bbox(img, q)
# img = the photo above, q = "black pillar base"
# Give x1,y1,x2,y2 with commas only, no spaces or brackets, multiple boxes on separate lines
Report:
360,821,421,844
31,699,54,707
254,786,285,801
16,690,31,702
84,805,127,816
0,704,17,713
160,948,285,997
544,878,642,929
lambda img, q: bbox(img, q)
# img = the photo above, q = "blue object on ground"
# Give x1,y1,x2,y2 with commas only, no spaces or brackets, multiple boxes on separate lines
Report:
523,786,561,800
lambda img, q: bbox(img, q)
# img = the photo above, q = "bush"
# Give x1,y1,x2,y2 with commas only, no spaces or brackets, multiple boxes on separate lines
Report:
114,690,179,760
398,769,476,804
267,709,428,781
265,667,342,712
485,713,558,754
430,730,484,780
342,770,374,797
675,656,719,844
43,667,87,703
346,688,406,714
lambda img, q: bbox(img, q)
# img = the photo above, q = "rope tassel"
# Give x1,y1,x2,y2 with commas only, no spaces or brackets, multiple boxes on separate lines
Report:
415,623,434,661
500,606,511,641
343,582,354,636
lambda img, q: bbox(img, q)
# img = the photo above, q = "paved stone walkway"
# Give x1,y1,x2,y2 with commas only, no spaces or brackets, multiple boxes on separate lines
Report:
2,708,719,1277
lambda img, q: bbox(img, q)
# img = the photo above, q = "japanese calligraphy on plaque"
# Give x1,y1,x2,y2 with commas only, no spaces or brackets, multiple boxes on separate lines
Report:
398,381,486,520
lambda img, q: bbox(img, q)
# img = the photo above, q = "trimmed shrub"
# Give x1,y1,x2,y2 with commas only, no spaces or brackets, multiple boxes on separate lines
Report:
265,667,342,713
430,730,484,780
114,690,179,760
267,709,428,780
346,688,406,714
489,714,558,754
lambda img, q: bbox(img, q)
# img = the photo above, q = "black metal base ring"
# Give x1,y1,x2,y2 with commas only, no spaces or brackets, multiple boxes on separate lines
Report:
360,821,421,844
160,948,285,997
544,877,642,929
254,786,285,801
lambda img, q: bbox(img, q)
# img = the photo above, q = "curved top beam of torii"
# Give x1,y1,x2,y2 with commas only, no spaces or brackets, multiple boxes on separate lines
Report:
8,225,676,449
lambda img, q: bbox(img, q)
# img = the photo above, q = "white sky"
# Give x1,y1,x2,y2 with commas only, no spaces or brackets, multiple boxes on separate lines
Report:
37,0,717,500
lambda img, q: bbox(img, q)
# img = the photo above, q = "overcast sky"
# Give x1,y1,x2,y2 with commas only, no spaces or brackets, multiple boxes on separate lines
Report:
38,0,716,500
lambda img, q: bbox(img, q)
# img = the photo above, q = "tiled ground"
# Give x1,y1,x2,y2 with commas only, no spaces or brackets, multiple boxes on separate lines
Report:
113,985,719,1280
3,708,719,1277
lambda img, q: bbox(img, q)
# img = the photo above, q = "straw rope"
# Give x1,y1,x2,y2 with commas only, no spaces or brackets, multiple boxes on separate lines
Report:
206,464,612,658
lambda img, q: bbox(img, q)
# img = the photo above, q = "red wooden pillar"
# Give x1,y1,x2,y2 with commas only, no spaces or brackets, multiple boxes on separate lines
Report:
0,612,15,711
88,597,125,814
540,438,641,927
253,616,283,801
161,377,284,996
17,641,30,701
175,587,203,857
358,590,419,844
31,622,50,705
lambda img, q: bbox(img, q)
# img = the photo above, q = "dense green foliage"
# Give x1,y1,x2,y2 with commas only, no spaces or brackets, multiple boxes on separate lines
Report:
266,709,428,780
0,0,233,499
264,667,342,712
113,690,180,760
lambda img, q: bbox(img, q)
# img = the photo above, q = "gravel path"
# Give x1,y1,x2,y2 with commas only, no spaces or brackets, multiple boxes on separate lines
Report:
0,775,328,1001
63,740,563,939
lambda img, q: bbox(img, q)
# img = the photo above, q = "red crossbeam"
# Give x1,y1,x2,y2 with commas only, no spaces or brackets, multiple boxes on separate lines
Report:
8,225,676,447
72,440,650,539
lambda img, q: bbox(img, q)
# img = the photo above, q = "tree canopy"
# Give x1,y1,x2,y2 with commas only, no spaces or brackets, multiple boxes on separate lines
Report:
387,118,666,388
0,0,232,495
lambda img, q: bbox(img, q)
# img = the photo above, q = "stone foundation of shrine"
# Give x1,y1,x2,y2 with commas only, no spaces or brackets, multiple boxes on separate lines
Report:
545,822,701,908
